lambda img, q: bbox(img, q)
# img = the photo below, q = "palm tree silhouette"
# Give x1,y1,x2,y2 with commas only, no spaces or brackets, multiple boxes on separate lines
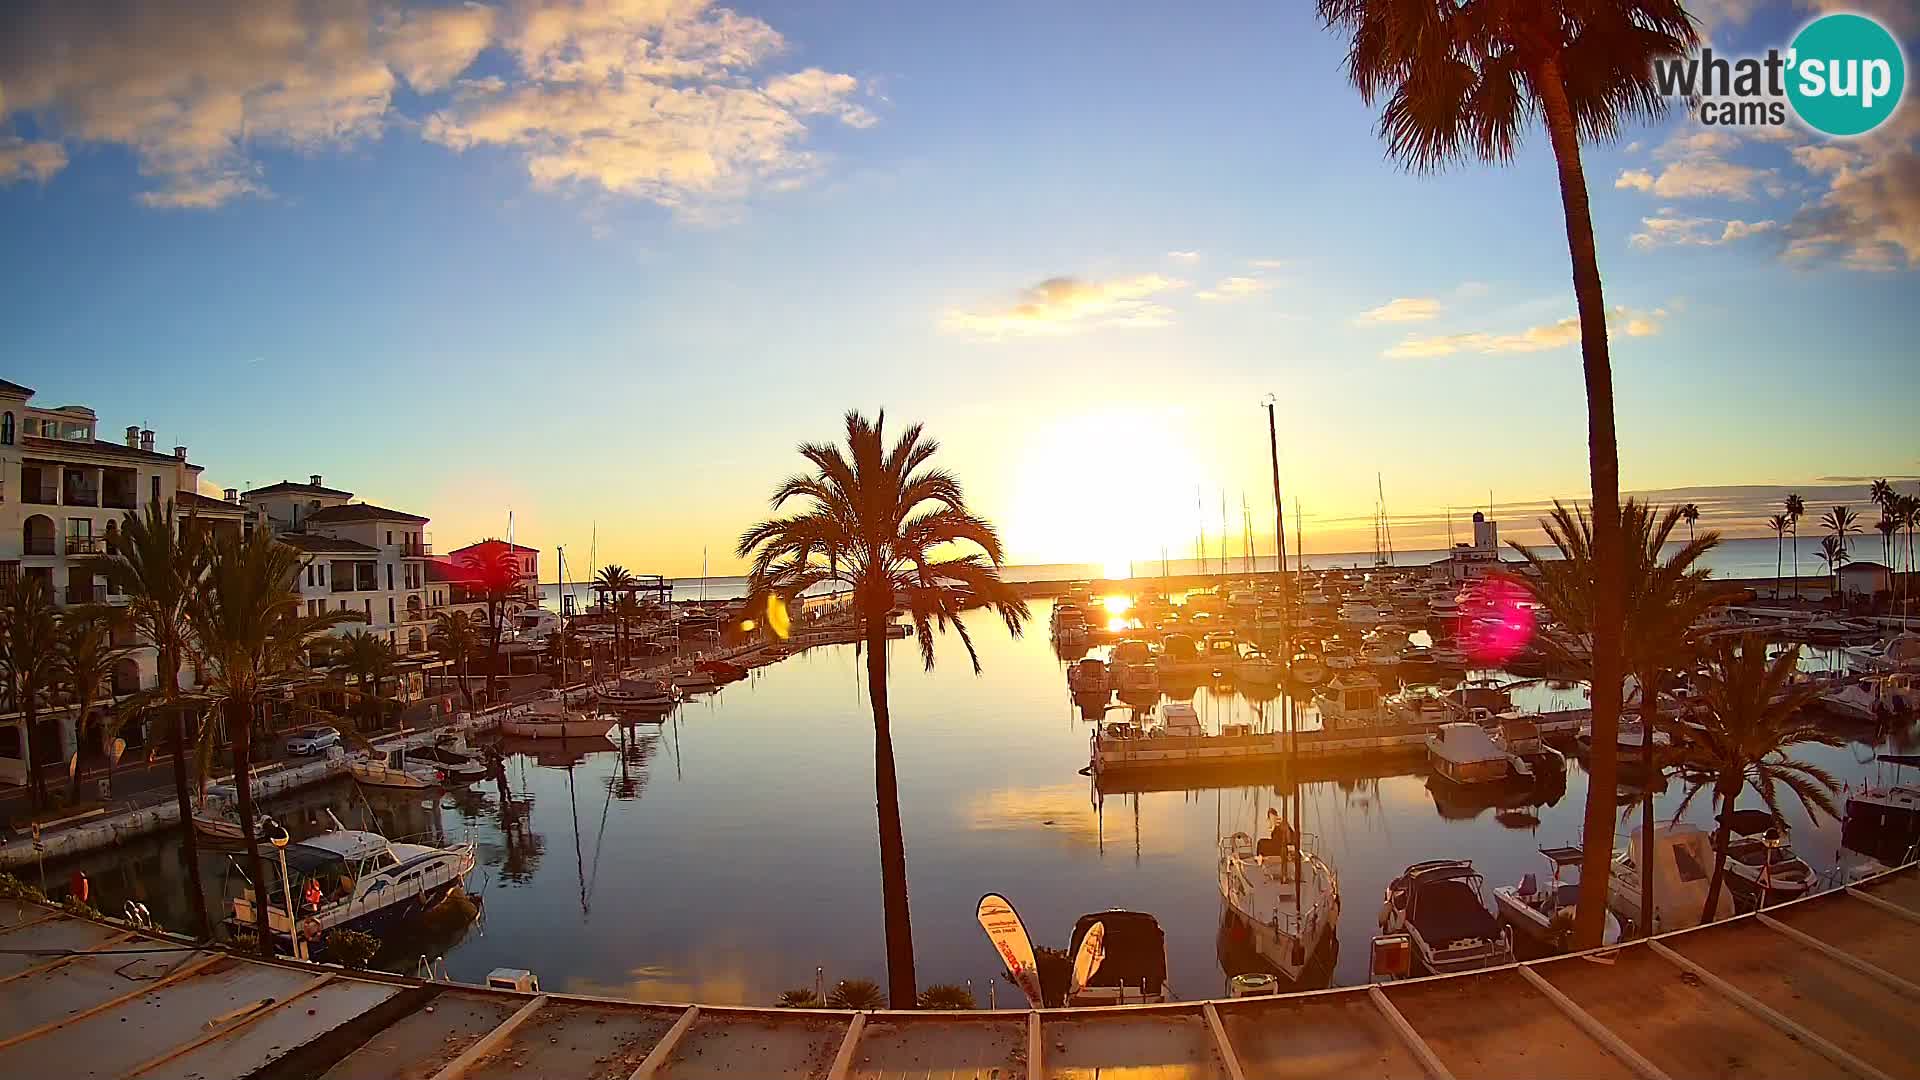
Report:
1767,514,1790,600
458,545,526,703
1785,494,1805,599
738,410,1029,1006
1315,0,1696,950
1680,503,1699,543
0,576,62,810
56,611,132,803
594,564,636,662
429,611,481,711
1816,535,1850,600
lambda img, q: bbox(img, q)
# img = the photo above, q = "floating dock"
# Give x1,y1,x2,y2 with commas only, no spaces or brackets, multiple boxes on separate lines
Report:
1091,710,1589,777
1,862,1916,1078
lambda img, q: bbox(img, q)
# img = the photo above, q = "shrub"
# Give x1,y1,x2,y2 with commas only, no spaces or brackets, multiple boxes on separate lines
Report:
826,978,886,1009
326,929,381,969
917,984,976,1009
775,988,822,1008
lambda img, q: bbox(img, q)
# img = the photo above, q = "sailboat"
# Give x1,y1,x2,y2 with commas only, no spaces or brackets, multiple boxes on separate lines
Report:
1217,811,1340,981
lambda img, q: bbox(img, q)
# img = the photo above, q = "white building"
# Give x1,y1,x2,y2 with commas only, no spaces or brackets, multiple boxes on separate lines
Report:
0,379,242,785
1431,511,1504,583
242,480,433,656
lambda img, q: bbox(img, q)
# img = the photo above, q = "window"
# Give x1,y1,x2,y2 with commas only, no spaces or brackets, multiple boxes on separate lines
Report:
306,565,314,587
319,564,326,586
387,598,395,624
386,531,393,545
386,564,393,590
364,599,372,620
151,476,160,504
1,412,11,445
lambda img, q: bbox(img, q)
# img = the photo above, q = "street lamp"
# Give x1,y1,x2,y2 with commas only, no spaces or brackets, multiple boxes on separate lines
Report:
262,819,307,962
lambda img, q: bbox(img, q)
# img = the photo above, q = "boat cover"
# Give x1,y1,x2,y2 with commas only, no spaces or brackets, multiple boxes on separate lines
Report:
1069,911,1166,991
1413,879,1499,948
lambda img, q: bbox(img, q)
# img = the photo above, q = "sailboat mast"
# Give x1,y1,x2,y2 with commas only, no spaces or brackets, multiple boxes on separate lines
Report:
1263,396,1287,659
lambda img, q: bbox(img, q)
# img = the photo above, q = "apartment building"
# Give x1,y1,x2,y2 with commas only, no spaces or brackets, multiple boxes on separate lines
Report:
243,479,433,656
429,540,541,626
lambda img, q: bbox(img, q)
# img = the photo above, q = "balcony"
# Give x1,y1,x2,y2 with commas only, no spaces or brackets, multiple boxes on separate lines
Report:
403,605,429,623
63,487,100,508
65,583,105,605
21,487,58,506
66,535,110,556
402,540,433,557
103,491,138,510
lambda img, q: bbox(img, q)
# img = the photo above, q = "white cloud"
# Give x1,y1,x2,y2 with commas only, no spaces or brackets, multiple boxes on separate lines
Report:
942,274,1187,338
1196,276,1272,301
1656,129,1741,161
1166,250,1201,262
1782,106,1920,270
1615,158,1767,199
0,0,873,214
1248,257,1289,269
0,136,66,184
1629,209,1777,250
1385,306,1668,359
1356,297,1442,324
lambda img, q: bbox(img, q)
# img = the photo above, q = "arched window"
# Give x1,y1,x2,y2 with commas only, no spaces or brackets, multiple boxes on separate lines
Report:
1,412,12,445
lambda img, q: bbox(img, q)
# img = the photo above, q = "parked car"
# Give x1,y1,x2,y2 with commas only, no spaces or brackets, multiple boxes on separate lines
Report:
286,726,342,756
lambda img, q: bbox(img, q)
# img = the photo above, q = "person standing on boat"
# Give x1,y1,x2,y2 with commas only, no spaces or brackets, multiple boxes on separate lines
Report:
1265,808,1294,857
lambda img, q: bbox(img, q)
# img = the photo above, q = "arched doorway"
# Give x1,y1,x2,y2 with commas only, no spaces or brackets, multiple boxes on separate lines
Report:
23,514,54,556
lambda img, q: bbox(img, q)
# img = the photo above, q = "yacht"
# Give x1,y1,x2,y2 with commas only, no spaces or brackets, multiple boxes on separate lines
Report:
1313,671,1386,727
670,665,718,690
1426,722,1513,785
1493,847,1622,951
1156,634,1205,676
1338,601,1390,629
1202,632,1240,673
1378,860,1513,975
499,699,616,739
1489,714,1565,776
1608,823,1733,935
1218,827,1340,982
406,740,489,782
1064,910,1173,1006
1576,718,1673,757
1821,678,1883,722
230,825,475,956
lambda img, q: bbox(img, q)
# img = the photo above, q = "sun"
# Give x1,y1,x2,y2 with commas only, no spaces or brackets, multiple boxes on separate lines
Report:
1006,408,1205,569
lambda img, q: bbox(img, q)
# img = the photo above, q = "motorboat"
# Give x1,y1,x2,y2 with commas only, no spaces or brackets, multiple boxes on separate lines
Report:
1608,823,1733,935
499,699,615,739
1426,722,1513,785
1313,671,1386,727
1489,714,1566,776
1845,755,1920,863
1713,810,1816,909
1338,601,1390,628
406,741,488,783
1202,632,1240,674
1378,860,1513,975
1051,603,1089,640
348,746,446,790
1576,718,1673,757
192,782,270,845
1493,847,1622,952
1115,658,1160,698
1218,824,1340,982
1067,657,1111,696
1820,679,1883,722
1288,654,1329,687
696,658,749,681
670,666,718,690
1236,646,1281,686
1064,910,1172,1006
599,676,678,710
229,826,475,956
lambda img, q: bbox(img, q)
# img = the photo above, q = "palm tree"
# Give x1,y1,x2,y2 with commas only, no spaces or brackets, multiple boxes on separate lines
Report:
1877,514,1900,612
611,594,645,670
1315,0,1695,948
1785,494,1805,598
55,610,132,803
0,576,62,809
1900,494,1919,616
1869,478,1894,517
429,611,480,710
337,630,396,731
1511,499,1732,940
738,410,1029,1007
594,565,636,662
457,545,524,703
100,500,212,935
1680,503,1699,543
1767,514,1790,600
1668,636,1839,921
1821,504,1860,555
1816,535,1850,599
189,530,361,953
827,979,887,1010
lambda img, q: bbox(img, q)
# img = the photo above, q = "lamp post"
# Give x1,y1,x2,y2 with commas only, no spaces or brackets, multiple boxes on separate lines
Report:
263,819,306,962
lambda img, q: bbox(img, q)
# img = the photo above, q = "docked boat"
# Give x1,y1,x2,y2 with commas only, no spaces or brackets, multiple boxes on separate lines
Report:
1576,718,1673,757
1202,632,1240,674
1820,679,1883,722
229,826,475,956
1378,860,1513,975
348,746,447,790
1713,810,1816,909
1236,646,1281,686
1051,603,1089,641
1492,847,1622,951
1313,672,1386,727
1067,657,1111,696
1845,755,1920,863
1489,714,1566,776
599,676,678,710
1218,825,1339,982
696,658,749,682
406,741,489,783
1338,601,1390,628
670,666,718,690
1608,823,1733,935
1426,722,1513,785
1064,910,1172,1006
1287,654,1329,687
192,783,270,845
500,699,615,740
1115,657,1160,698
1157,634,1204,676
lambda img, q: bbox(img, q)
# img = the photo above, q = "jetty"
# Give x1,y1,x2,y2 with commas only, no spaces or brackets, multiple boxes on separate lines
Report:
1,862,1915,1077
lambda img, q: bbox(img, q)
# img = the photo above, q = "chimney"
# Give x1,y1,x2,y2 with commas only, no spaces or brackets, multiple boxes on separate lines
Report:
310,474,323,487
224,488,238,503
173,445,187,461
125,425,139,447
139,429,155,452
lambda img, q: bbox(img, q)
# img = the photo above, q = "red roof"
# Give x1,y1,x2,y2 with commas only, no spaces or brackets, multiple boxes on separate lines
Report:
450,539,538,555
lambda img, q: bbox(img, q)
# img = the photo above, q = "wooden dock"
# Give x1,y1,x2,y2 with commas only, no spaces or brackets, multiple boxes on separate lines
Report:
1,862,1916,1078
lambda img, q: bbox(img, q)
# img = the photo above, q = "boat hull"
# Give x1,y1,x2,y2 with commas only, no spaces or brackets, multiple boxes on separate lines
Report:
499,718,614,739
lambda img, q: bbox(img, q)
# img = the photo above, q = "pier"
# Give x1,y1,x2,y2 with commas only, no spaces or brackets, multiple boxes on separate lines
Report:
1,861,1916,1077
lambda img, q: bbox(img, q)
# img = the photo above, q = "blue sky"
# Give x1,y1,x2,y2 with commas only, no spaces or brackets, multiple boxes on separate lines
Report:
2,0,1915,572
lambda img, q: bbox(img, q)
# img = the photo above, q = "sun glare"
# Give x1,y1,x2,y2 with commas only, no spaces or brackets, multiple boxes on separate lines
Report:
1008,409,1205,568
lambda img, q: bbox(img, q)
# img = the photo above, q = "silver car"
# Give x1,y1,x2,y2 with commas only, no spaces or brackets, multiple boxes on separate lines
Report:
285,726,342,756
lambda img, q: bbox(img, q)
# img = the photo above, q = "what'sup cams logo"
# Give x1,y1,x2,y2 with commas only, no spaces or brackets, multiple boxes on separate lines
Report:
1653,12,1906,137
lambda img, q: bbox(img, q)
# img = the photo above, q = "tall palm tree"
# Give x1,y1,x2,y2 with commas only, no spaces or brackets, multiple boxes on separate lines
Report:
458,545,524,703
1316,0,1695,948
1877,514,1900,612
1816,535,1850,599
55,610,132,803
1869,478,1894,517
611,593,645,670
1510,499,1731,939
0,576,62,809
1668,636,1839,921
594,565,636,662
189,530,361,953
100,500,212,935
429,610,480,710
1821,504,1860,556
1785,494,1805,599
738,410,1029,1006
1767,514,1790,600
337,630,396,731
1900,494,1919,616
1680,503,1700,543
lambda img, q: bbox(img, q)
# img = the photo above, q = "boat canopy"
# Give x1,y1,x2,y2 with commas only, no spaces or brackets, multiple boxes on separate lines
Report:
1069,911,1166,991
1538,846,1584,867
1717,808,1784,837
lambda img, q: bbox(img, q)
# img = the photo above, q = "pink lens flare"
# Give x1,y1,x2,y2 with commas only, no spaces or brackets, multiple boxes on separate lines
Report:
1457,577,1534,666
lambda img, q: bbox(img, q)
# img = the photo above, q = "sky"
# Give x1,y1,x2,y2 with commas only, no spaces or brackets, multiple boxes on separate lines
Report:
2,0,1916,575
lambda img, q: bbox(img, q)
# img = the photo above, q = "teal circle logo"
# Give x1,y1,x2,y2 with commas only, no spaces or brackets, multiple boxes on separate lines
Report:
1787,13,1905,137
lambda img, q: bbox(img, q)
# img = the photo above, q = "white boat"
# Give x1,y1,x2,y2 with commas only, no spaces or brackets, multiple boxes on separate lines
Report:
1067,657,1111,696
1714,811,1816,909
1288,654,1329,687
406,741,488,782
348,746,446,790
1608,823,1733,935
1313,672,1386,727
670,666,718,690
1115,659,1160,698
230,827,475,957
1064,910,1172,1006
1202,632,1240,673
1821,679,1882,721
1218,825,1339,982
1379,860,1513,975
1426,722,1513,785
499,699,615,740
1236,647,1281,686
1155,634,1205,676
1576,718,1673,756
1338,601,1390,628
599,676,678,710
192,783,270,844
1489,714,1565,775
1493,847,1622,951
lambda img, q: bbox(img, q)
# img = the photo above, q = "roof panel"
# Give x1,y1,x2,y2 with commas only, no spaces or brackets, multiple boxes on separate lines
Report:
848,1014,1027,1080
1383,968,1638,1080
654,1009,850,1080
464,1000,682,1080
1041,1007,1227,1079
1216,993,1426,1080
320,989,523,1080
141,975,402,1080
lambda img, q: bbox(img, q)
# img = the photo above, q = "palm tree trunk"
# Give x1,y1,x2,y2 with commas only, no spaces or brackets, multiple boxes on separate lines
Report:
164,655,210,938
864,603,917,1008
1701,774,1739,924
1638,668,1657,938
228,695,273,955
1791,528,1799,598
1775,534,1782,599
1539,57,1626,951
25,702,47,810
67,702,90,805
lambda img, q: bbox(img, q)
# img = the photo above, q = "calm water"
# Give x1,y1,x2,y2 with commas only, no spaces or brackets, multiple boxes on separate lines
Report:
58,597,1915,1005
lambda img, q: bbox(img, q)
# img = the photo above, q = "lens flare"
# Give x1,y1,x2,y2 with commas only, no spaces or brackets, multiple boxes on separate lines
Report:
1458,577,1533,665
766,594,791,640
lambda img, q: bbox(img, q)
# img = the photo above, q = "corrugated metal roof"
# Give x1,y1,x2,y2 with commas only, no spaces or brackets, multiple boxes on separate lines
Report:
0,864,1915,1079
